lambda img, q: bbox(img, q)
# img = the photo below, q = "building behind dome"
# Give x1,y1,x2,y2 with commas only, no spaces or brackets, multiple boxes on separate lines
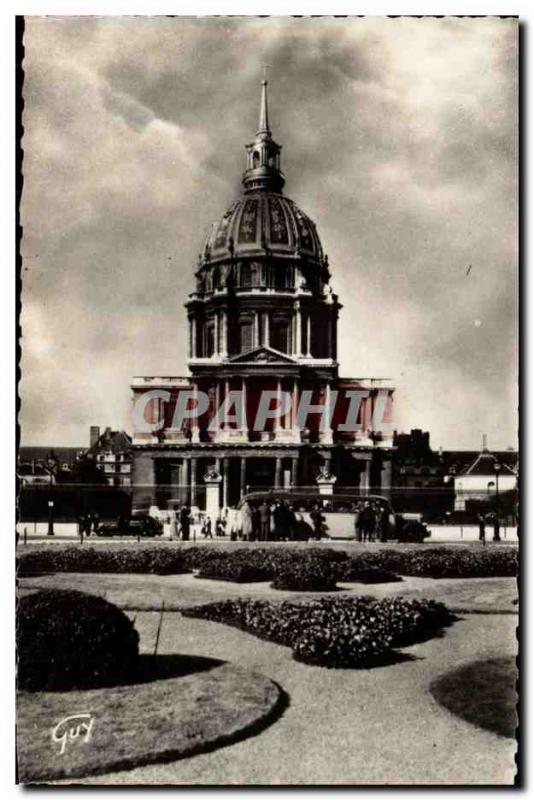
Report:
130,78,395,512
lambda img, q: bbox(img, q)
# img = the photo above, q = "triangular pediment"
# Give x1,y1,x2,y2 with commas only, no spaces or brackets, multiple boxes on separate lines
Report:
229,346,297,365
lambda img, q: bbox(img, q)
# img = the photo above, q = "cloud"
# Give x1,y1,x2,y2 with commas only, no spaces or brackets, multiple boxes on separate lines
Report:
20,16,518,450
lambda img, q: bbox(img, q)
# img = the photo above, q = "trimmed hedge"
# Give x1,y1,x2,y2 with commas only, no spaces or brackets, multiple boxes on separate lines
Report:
184,596,454,668
338,563,402,584
271,554,339,592
17,589,139,691
17,544,517,581
17,546,191,576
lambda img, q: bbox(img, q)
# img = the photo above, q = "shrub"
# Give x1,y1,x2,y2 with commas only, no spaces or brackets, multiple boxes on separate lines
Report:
184,595,454,668
17,547,191,576
271,554,338,592
196,555,271,583
17,589,139,691
338,562,401,584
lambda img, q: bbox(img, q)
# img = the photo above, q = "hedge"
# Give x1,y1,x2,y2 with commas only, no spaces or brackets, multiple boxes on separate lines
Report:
184,596,455,667
17,546,191,576
17,589,139,691
17,544,517,581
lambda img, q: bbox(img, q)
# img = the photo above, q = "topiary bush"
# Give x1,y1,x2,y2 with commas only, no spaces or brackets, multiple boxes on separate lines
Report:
17,589,139,691
338,562,402,584
196,555,271,583
271,554,339,591
184,595,455,668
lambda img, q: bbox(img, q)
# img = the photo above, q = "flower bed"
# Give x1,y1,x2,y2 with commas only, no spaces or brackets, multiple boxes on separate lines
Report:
184,596,455,668
196,556,271,583
17,546,191,576
338,562,402,584
271,554,339,592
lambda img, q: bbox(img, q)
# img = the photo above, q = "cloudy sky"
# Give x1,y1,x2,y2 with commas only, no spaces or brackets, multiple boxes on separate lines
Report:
21,16,518,449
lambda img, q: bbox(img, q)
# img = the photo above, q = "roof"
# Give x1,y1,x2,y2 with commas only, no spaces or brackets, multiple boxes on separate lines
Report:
201,192,324,267
459,451,516,477
89,429,132,455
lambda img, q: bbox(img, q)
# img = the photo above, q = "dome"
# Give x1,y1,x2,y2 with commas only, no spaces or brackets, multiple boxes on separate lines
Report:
202,191,324,265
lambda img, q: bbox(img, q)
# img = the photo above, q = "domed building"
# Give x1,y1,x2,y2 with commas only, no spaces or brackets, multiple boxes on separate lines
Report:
131,79,395,512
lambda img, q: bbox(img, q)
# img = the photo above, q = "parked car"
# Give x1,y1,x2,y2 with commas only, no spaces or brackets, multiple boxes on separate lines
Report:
394,512,429,543
97,514,163,538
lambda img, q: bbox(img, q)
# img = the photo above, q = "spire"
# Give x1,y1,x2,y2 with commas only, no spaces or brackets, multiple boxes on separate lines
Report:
242,70,285,194
258,76,270,136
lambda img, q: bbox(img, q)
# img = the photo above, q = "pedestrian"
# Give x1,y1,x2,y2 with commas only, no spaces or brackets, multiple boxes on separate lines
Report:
91,511,100,535
240,500,253,541
259,500,270,541
493,513,501,543
287,505,297,541
83,513,92,538
180,504,191,541
273,501,288,541
227,506,239,541
169,507,179,539
202,516,213,538
477,513,486,543
310,503,323,540
378,505,389,542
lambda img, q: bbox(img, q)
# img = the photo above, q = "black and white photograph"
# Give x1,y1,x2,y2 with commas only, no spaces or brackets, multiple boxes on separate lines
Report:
15,13,518,786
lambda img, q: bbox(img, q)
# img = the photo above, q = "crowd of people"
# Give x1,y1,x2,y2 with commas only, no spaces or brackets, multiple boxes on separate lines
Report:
353,500,390,543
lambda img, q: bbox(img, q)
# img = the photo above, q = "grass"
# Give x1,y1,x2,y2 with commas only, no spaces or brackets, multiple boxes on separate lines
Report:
17,659,284,782
430,656,518,739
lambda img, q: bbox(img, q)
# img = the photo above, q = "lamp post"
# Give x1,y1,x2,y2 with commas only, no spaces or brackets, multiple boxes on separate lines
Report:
47,500,55,536
493,462,502,542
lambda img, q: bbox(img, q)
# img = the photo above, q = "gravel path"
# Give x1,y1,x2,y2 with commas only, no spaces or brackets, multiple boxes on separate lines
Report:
83,610,517,785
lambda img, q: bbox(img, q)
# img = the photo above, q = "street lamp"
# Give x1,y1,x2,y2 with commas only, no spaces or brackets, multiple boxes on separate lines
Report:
47,500,55,536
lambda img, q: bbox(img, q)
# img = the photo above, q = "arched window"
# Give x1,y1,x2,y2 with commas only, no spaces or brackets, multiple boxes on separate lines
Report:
253,150,260,168
205,324,215,357
212,266,220,290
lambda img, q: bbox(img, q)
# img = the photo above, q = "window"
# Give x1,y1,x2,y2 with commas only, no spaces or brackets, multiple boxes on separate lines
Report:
240,263,252,288
271,320,289,353
253,150,260,168
239,321,253,353
205,324,215,357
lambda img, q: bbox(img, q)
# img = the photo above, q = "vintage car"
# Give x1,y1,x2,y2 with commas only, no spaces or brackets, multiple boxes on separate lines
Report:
237,491,430,543
96,514,164,538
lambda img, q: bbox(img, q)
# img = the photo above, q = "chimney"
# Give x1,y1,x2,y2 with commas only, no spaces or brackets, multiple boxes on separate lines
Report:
90,426,100,448
482,433,488,452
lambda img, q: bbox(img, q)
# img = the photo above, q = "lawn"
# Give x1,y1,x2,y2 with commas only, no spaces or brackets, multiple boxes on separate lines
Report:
17,659,284,782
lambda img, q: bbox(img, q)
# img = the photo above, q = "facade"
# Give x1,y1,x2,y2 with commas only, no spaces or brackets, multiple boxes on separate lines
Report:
452,449,517,511
89,427,133,487
131,80,395,511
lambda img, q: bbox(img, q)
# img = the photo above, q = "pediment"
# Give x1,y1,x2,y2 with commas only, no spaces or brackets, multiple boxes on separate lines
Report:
228,346,297,365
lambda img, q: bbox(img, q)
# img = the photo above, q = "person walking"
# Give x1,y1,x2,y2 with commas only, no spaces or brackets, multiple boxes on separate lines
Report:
259,500,270,542
180,504,191,541
493,513,501,543
83,513,93,538
272,501,287,541
91,511,100,535
240,500,253,542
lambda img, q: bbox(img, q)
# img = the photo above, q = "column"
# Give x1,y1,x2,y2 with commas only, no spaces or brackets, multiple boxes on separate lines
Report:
221,311,228,357
295,305,302,356
275,378,282,434
182,458,190,505
381,459,392,502
192,382,200,443
240,457,246,498
224,379,230,429
292,378,298,431
275,457,283,489
291,457,298,488
254,311,260,348
264,312,270,347
190,457,198,506
188,319,193,358
359,459,371,496
191,318,197,359
214,313,220,355
306,314,312,357
215,380,221,430
222,457,229,508
241,377,248,431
